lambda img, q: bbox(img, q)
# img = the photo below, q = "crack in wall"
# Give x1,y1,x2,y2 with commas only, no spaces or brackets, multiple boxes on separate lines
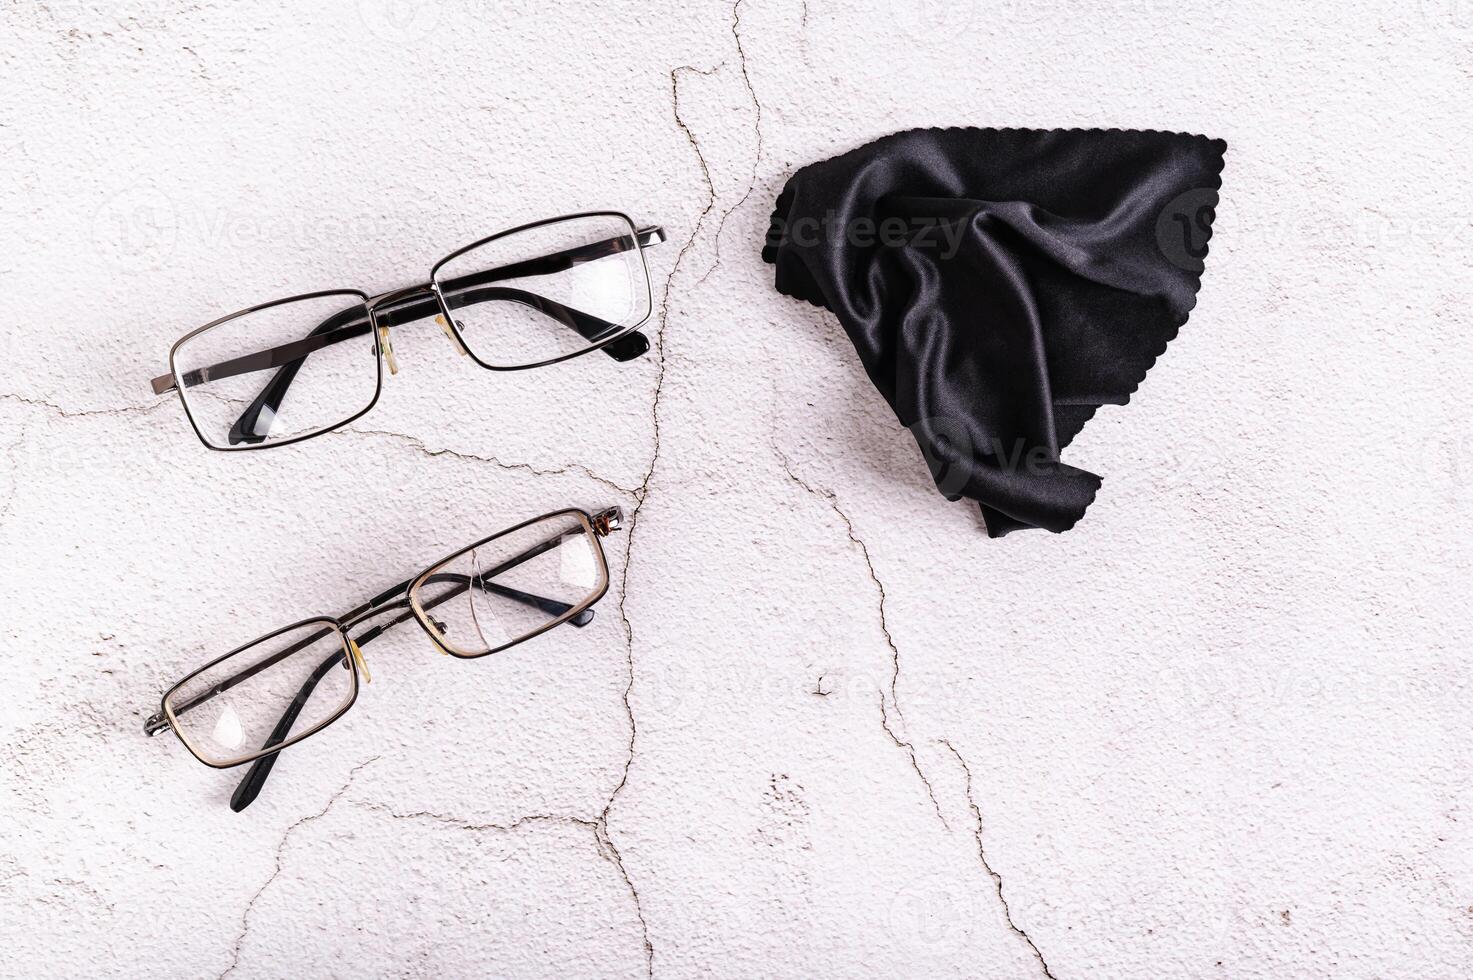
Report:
219,756,380,980
0,391,166,421
877,692,948,832
592,816,655,976
701,0,766,285
940,739,1058,980
776,445,1060,976
798,0,812,65
0,421,28,531
45,876,115,913
580,61,726,980
354,800,580,832
326,425,640,496
353,801,654,971
773,447,946,829
357,792,655,978
771,449,902,708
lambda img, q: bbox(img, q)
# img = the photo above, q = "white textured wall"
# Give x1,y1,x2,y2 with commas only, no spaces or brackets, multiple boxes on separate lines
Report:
2,1,1471,977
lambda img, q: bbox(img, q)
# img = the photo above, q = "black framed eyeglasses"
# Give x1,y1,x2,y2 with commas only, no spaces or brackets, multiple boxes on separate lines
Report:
148,211,666,450
143,506,624,811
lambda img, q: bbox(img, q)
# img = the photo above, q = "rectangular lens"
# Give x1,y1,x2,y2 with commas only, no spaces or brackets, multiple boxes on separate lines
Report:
431,214,651,368
164,619,356,767
409,511,608,657
171,290,377,449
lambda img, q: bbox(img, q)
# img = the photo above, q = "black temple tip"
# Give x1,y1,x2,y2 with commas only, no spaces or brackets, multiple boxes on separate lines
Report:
230,754,279,812
603,331,649,362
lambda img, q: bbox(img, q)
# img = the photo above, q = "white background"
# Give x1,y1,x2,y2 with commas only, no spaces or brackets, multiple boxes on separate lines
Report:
3,1,1471,977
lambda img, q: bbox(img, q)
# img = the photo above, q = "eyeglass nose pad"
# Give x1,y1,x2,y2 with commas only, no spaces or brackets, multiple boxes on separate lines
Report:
348,637,373,684
378,325,400,376
435,315,470,357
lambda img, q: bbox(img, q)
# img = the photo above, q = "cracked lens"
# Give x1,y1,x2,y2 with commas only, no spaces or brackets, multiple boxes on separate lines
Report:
413,512,608,657
464,548,510,651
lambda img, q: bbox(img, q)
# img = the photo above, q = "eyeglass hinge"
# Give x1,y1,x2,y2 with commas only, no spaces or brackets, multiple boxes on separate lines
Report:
143,711,168,736
591,507,624,537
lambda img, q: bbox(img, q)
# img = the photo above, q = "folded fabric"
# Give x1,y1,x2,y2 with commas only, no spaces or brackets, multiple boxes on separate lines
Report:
763,127,1226,536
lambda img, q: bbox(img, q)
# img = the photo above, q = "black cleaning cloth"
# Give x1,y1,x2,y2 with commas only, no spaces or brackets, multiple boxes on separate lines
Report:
763,127,1226,536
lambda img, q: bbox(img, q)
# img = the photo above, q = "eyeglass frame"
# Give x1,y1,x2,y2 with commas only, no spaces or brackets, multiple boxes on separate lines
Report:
148,210,667,452
142,505,623,811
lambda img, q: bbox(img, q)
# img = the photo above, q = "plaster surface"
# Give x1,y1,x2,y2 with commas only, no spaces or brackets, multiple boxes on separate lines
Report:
2,1,1471,977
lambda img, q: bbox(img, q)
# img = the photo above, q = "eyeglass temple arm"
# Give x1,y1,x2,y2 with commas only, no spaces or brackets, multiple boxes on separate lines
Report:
228,648,347,812
223,514,621,811
147,225,666,403
222,308,362,443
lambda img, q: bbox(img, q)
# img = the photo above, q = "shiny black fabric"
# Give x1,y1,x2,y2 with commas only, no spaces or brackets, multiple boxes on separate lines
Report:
763,127,1226,536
